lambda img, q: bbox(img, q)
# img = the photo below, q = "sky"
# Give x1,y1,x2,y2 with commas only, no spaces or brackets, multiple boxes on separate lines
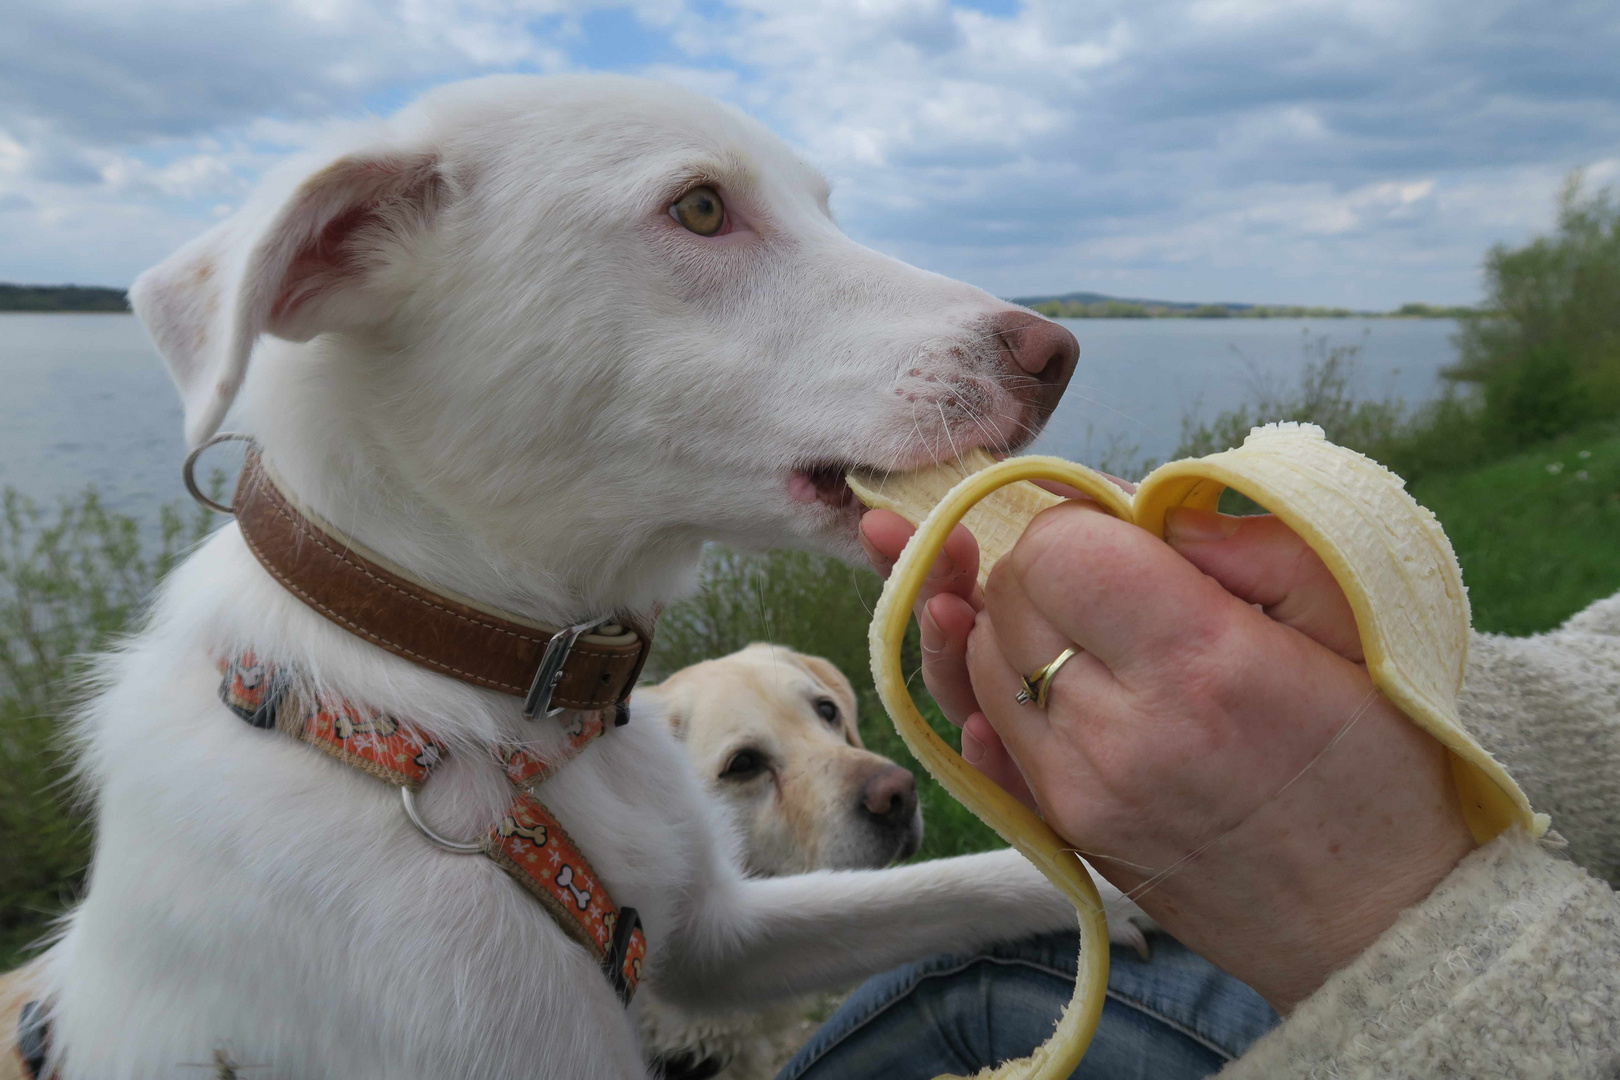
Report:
2,0,1618,307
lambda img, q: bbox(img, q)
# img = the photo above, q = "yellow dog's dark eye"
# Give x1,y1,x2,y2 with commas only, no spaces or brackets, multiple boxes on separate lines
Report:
720,748,765,781
672,186,725,235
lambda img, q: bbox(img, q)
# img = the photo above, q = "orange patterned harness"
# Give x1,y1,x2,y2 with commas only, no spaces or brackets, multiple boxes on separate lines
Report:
218,651,648,1004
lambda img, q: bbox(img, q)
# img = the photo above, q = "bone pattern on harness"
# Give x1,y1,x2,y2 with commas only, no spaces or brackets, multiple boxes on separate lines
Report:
218,651,647,1003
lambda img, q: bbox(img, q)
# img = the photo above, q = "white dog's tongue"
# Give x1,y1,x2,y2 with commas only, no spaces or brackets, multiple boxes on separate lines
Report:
787,472,823,504
790,463,856,507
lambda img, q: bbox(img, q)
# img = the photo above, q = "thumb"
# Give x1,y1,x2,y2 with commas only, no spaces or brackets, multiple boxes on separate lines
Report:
1163,507,1364,662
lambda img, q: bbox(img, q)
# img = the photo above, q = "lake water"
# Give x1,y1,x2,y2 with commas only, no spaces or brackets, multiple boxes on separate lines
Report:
1,314,188,518
0,313,1461,522
1028,317,1459,470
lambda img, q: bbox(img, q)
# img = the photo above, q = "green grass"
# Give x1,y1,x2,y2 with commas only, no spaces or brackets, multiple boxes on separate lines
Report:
1412,418,1620,636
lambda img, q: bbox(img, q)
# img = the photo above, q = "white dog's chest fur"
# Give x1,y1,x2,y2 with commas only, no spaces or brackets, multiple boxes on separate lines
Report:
60,537,675,1076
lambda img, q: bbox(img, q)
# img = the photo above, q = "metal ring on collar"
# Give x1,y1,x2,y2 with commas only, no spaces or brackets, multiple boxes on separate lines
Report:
400,786,486,854
182,431,255,515
1015,646,1080,709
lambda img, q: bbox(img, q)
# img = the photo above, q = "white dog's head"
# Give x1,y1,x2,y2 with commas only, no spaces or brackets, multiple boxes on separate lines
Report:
649,644,921,874
132,75,1076,623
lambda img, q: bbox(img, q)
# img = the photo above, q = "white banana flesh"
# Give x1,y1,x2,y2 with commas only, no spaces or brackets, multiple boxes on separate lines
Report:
849,422,1543,1080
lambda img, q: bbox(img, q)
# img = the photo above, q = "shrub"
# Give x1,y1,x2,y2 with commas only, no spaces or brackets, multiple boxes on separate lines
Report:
1175,333,1406,460
1395,302,1476,319
1450,175,1620,448
0,487,215,965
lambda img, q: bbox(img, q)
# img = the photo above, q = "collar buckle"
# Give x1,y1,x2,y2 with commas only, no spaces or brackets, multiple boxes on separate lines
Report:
524,618,614,719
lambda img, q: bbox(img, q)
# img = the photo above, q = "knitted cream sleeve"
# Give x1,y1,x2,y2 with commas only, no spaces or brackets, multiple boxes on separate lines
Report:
1221,592,1620,1078
1453,592,1620,885
1220,832,1620,1078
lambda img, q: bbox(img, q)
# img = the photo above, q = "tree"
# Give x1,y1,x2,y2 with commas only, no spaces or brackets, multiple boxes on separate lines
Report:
1450,174,1620,445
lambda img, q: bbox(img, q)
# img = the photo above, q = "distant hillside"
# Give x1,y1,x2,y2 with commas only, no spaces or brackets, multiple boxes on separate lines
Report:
0,280,1468,319
1012,290,1253,312
1010,291,1472,320
0,284,129,312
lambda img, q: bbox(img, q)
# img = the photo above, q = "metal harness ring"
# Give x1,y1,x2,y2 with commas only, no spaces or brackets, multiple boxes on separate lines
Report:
400,786,486,854
182,431,255,514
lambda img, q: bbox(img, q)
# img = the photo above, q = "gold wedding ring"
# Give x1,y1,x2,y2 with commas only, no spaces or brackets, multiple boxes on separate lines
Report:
1015,646,1079,709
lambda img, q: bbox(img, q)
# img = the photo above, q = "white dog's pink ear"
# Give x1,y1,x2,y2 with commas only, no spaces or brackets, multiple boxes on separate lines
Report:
130,150,446,448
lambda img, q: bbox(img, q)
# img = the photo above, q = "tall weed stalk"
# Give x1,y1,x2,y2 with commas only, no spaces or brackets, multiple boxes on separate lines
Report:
0,486,215,965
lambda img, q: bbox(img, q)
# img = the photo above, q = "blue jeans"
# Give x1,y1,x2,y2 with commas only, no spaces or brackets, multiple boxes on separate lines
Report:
776,933,1278,1080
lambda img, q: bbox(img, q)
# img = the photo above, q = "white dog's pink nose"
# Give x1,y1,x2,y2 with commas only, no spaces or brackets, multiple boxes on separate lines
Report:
987,311,1078,424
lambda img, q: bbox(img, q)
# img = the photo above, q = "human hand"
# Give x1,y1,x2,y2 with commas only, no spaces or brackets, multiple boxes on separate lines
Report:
860,503,1475,1011
858,476,1133,805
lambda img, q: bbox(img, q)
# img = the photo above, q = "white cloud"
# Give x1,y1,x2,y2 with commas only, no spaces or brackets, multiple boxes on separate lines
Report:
0,130,27,176
0,0,1617,306
101,152,242,199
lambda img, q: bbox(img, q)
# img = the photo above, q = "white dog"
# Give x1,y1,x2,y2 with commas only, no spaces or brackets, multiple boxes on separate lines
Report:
24,75,1112,1079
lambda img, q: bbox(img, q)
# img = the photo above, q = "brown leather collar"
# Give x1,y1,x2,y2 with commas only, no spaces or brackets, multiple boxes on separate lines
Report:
231,446,652,717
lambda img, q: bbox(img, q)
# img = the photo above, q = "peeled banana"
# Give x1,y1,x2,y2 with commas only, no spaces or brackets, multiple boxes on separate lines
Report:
849,422,1545,1080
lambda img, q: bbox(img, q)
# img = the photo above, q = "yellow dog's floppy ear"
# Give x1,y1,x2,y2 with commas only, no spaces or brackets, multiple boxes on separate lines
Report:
130,146,448,448
791,652,865,749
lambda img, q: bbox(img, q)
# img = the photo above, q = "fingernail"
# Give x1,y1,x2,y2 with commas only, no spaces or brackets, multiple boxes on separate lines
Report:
926,552,954,581
961,725,985,764
1164,507,1239,543
920,601,942,642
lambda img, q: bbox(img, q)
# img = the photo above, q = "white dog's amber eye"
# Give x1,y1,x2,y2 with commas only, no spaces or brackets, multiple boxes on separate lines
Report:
672,185,725,235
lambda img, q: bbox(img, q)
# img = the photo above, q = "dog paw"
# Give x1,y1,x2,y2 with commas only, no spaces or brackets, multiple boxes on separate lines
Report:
1092,876,1161,960
1106,912,1154,960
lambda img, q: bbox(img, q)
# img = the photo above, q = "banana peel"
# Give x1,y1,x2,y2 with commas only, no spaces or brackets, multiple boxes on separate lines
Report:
849,422,1545,1079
